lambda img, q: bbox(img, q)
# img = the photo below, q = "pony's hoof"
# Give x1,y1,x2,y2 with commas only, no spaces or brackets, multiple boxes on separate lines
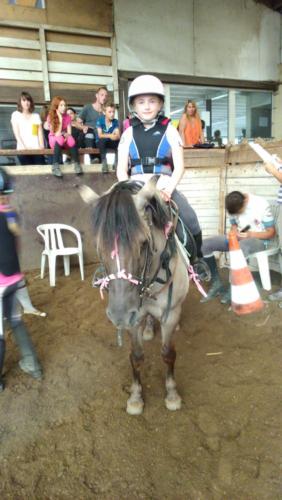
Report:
143,327,154,341
126,399,144,415
165,395,182,411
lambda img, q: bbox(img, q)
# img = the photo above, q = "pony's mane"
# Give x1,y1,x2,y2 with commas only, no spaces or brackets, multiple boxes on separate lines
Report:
92,181,171,257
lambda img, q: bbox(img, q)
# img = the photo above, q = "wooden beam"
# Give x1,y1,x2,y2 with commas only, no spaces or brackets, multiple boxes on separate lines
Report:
0,69,42,81
46,41,111,57
49,73,113,85
0,148,99,156
111,35,119,105
39,26,50,101
0,20,112,38
0,36,40,50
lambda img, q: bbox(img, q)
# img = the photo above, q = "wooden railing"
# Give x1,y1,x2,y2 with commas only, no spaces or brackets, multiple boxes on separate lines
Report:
0,147,99,156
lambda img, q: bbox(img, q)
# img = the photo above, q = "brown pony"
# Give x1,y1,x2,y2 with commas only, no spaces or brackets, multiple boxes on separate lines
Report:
80,179,189,415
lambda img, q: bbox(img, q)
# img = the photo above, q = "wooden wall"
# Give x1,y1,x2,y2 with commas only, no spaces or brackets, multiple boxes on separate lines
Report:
180,142,282,238
0,0,112,31
4,141,282,271
0,1,116,104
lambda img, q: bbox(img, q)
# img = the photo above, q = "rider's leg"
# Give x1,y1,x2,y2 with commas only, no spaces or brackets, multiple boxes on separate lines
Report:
200,236,229,303
5,288,42,379
16,279,46,317
171,190,210,279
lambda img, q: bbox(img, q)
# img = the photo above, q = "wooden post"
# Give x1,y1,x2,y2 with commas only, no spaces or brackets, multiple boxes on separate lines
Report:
39,26,50,102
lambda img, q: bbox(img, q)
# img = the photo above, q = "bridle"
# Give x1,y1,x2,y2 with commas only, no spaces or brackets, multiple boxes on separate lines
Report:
93,206,176,319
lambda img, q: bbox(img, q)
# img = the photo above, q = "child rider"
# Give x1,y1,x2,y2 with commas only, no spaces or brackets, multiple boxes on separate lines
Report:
117,74,209,278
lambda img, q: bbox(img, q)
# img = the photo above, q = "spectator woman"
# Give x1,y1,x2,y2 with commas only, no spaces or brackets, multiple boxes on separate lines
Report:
11,91,45,165
48,96,82,178
178,100,204,147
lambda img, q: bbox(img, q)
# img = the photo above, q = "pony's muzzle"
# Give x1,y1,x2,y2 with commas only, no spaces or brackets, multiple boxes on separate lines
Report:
106,306,139,329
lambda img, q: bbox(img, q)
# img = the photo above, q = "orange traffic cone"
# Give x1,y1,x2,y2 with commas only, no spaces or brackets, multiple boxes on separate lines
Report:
229,230,264,315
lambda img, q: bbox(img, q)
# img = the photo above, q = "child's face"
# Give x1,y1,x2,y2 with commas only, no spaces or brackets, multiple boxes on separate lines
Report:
58,100,66,114
67,109,75,121
21,97,31,112
133,95,163,121
105,106,115,120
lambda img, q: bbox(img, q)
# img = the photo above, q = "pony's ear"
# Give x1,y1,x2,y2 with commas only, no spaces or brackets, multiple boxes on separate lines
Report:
134,176,158,211
78,185,99,204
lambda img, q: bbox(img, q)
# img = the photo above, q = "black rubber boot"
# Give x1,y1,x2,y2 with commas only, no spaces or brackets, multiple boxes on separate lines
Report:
0,338,6,391
194,231,203,258
193,231,211,281
220,287,231,304
12,323,42,379
200,255,225,303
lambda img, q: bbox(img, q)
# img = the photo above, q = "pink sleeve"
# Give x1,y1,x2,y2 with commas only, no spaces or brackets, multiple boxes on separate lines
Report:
62,114,71,130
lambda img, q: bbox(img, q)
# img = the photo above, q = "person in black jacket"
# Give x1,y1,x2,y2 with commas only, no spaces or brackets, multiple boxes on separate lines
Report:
0,168,42,390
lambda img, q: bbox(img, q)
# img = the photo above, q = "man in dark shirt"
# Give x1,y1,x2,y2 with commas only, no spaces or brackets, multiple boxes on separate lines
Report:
78,87,108,162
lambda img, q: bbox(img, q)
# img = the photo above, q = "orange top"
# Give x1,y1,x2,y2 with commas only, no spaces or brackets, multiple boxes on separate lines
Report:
183,117,202,146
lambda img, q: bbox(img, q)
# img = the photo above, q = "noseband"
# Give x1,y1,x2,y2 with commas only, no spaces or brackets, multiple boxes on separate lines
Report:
93,219,175,310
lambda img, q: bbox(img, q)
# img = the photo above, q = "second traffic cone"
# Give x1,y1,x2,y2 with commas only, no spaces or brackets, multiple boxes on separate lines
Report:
229,230,264,315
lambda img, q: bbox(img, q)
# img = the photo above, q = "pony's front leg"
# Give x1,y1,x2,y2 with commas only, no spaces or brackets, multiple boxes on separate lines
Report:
127,326,144,415
143,314,154,341
161,309,182,411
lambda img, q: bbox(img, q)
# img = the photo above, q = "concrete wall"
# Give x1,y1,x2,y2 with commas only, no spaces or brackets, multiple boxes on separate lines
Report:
114,0,280,82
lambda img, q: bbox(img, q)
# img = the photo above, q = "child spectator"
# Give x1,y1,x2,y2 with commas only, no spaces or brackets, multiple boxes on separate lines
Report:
48,96,83,178
66,108,85,148
11,92,45,166
96,102,120,173
0,167,43,390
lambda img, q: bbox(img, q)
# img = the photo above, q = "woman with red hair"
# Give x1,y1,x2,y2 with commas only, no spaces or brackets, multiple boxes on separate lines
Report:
178,100,204,147
48,96,82,177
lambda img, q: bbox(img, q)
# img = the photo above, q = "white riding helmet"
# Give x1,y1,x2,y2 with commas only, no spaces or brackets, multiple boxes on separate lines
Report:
128,75,165,108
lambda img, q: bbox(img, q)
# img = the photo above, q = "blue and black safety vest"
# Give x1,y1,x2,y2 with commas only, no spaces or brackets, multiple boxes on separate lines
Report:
129,116,174,176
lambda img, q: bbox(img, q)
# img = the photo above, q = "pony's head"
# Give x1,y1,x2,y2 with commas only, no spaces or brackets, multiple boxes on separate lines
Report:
80,179,174,329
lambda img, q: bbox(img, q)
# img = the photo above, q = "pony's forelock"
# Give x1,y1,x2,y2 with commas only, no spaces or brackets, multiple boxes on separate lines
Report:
92,182,153,259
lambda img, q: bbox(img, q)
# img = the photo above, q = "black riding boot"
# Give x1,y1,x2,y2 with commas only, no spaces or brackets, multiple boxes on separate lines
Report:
200,255,225,303
12,323,42,379
0,338,6,391
192,231,211,281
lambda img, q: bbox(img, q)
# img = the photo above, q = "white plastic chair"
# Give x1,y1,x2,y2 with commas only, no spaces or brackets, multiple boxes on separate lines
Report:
247,202,280,291
36,224,84,287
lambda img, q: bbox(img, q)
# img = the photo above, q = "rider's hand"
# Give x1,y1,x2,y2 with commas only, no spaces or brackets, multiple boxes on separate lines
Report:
160,189,171,203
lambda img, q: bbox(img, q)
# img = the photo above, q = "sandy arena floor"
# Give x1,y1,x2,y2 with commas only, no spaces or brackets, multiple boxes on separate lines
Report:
0,265,281,499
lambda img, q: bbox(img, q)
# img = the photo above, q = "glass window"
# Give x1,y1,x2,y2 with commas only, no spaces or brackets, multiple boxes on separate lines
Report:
169,84,228,144
168,84,272,144
235,90,272,142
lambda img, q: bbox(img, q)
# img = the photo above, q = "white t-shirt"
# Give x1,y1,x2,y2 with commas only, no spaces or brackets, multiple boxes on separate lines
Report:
118,123,182,191
229,194,274,232
11,111,42,150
